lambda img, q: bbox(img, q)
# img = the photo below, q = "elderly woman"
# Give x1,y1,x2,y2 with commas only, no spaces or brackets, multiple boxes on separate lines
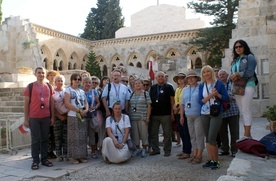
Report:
82,77,100,159
102,102,131,163
181,70,204,164
53,75,69,162
64,74,89,164
129,78,151,157
199,65,229,170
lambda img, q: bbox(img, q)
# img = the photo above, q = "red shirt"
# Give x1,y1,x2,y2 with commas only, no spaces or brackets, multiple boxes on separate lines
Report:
24,82,54,118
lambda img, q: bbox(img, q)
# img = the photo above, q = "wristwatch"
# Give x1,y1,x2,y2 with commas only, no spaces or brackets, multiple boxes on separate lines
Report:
122,143,125,146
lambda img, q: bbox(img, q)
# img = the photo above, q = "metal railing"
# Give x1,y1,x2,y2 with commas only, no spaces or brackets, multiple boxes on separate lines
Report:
0,113,30,155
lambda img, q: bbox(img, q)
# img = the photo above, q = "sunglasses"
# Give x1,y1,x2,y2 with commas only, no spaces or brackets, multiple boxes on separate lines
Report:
235,45,243,49
92,82,98,84
74,78,81,81
143,84,149,86
122,80,128,83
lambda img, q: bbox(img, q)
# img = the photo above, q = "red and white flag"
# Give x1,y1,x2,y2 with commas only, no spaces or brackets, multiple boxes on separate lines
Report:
149,59,155,80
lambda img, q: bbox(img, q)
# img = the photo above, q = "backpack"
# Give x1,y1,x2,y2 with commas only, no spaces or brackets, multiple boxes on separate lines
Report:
236,139,268,158
259,132,276,155
98,83,111,113
129,91,148,107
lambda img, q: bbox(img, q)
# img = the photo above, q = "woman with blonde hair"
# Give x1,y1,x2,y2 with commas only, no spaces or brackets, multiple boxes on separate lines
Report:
198,65,229,170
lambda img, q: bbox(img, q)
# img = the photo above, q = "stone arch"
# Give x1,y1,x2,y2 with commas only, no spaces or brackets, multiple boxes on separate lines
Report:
96,55,108,77
69,52,79,69
128,52,142,68
81,64,84,70
110,53,124,70
68,62,72,70
40,45,52,69
59,61,64,71
165,48,181,58
53,59,58,70
53,48,67,70
185,47,203,70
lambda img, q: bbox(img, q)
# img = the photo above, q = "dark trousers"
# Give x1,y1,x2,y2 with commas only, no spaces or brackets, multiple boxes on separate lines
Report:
219,114,239,153
29,117,51,164
175,114,192,154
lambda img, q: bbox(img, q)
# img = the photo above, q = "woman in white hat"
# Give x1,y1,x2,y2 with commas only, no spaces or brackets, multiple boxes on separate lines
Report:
180,69,204,164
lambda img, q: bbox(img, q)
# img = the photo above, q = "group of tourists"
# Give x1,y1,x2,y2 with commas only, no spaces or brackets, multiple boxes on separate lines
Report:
23,39,258,171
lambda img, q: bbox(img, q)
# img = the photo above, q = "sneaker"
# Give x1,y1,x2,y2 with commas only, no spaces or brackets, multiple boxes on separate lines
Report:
164,151,171,157
210,161,220,170
131,150,138,157
218,151,230,156
141,149,147,158
202,160,213,168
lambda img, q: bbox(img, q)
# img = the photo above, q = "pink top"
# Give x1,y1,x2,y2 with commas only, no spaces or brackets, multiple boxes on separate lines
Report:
23,82,54,118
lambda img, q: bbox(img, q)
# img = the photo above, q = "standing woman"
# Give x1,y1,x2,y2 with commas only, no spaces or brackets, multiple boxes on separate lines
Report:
97,76,110,152
230,40,257,140
172,73,192,159
181,70,204,164
53,75,69,162
82,77,100,159
64,74,89,164
102,102,132,163
129,78,151,157
199,65,229,170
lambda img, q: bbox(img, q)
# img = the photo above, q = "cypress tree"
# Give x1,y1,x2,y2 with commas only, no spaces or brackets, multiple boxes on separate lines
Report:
85,51,101,79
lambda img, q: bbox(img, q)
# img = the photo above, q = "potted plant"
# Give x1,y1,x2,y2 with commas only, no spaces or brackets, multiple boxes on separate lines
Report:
263,105,276,132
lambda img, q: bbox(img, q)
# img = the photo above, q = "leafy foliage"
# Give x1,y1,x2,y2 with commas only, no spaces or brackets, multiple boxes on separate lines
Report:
187,0,239,67
0,0,2,24
81,0,124,40
85,51,101,79
264,105,276,121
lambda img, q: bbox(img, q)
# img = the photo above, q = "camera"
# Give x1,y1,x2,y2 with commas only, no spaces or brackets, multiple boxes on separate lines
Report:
115,136,118,140
40,103,45,109
133,107,136,112
187,103,191,108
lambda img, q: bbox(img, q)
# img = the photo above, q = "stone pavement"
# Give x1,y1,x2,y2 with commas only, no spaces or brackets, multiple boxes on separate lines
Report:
0,118,275,181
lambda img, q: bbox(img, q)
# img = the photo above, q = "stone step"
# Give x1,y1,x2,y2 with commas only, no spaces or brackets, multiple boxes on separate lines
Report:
0,106,24,113
0,101,24,106
0,91,23,97
0,88,25,93
0,96,24,101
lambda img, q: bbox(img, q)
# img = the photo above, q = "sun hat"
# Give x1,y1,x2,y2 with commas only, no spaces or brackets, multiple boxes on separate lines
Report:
173,73,186,83
185,69,201,81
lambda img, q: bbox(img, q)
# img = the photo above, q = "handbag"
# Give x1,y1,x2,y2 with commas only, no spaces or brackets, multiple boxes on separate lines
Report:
221,101,230,112
236,139,268,158
126,139,136,151
210,101,220,117
232,78,248,96
54,99,69,115
90,116,99,129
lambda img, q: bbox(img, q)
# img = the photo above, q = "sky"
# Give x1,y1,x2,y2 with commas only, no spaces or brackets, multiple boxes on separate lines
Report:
2,0,212,37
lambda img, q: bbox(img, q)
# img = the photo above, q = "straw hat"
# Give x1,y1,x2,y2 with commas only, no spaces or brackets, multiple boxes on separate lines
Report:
185,69,201,81
173,73,186,83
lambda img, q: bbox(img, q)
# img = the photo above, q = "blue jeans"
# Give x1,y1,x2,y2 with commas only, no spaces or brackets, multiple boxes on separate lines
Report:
175,114,191,154
29,117,51,163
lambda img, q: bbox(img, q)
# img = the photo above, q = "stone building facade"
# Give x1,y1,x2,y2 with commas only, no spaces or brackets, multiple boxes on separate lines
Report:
0,1,275,116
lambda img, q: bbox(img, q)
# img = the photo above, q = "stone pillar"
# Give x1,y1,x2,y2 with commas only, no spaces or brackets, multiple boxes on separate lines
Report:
222,0,276,116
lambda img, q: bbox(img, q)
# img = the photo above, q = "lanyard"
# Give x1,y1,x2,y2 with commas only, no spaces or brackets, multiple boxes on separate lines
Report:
188,86,196,102
91,89,95,108
37,83,44,102
156,85,164,96
113,83,120,100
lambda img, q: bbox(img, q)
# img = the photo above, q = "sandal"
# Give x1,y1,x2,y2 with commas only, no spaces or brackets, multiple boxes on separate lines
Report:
188,155,196,163
191,157,202,164
91,153,99,159
42,160,53,167
31,162,39,170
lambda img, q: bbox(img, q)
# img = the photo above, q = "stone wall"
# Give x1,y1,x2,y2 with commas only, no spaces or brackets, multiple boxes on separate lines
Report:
223,0,276,116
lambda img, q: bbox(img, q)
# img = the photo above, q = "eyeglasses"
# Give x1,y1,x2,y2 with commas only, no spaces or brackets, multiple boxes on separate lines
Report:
235,45,243,49
143,84,149,86
74,78,81,81
92,82,98,84
122,80,128,83
214,70,219,72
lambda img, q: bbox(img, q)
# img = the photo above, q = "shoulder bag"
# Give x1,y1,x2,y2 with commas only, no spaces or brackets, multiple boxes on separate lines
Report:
205,82,220,117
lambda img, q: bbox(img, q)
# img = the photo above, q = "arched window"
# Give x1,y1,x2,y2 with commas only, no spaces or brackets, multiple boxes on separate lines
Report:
73,63,77,69
53,59,57,71
136,62,142,68
103,65,108,76
59,61,63,71
195,58,202,69
68,62,72,70
129,62,134,66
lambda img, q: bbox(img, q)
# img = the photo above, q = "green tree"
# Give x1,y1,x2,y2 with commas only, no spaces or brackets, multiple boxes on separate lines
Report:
187,0,239,67
0,0,3,24
81,0,124,40
85,50,101,78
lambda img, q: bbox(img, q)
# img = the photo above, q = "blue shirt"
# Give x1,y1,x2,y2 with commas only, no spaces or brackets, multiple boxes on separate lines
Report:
181,84,201,116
